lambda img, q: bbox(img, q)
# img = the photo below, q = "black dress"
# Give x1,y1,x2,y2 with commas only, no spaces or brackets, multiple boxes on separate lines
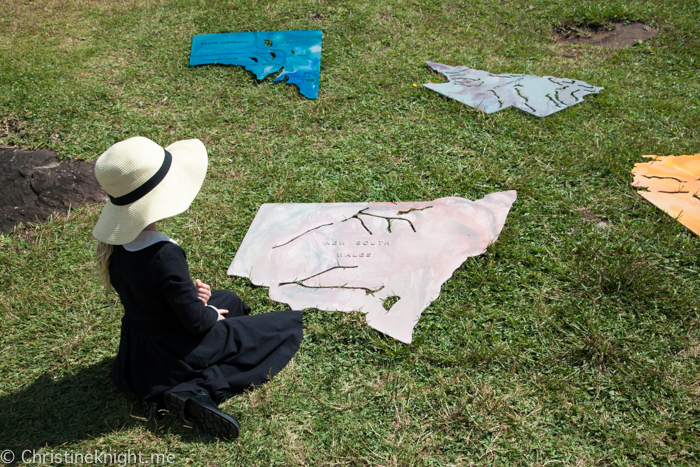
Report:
108,240,303,411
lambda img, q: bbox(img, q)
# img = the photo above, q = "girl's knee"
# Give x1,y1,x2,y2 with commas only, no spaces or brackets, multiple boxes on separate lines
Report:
209,290,251,316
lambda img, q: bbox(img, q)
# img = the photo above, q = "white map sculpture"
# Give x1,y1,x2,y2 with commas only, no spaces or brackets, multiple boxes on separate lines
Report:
424,62,603,117
228,192,517,343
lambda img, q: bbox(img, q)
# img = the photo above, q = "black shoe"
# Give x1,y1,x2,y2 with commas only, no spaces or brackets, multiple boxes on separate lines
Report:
142,400,160,420
166,391,240,439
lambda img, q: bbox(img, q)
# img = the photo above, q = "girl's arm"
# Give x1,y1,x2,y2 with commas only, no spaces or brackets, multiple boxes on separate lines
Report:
152,243,222,333
195,279,229,320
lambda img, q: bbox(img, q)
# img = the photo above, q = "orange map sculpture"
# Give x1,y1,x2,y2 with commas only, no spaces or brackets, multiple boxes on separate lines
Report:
631,154,700,235
228,193,517,343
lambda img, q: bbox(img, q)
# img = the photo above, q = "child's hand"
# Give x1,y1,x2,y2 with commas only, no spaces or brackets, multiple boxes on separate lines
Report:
195,279,212,305
217,309,229,321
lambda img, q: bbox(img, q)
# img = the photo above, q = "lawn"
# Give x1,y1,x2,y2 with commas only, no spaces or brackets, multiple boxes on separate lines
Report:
1,0,699,465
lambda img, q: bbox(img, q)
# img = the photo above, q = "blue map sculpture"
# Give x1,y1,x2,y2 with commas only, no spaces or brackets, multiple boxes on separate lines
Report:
189,31,322,99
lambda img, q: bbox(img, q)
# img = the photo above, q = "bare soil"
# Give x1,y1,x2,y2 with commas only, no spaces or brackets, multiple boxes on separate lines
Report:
0,147,106,232
556,22,657,47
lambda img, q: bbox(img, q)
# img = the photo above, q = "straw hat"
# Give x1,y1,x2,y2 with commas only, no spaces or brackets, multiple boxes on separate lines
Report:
92,136,208,245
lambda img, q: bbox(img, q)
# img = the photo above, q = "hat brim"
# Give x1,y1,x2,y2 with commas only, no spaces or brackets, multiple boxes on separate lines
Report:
93,139,208,245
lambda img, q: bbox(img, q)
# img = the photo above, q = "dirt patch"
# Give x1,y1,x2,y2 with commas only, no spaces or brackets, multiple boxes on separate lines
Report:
0,147,106,232
556,22,657,47
678,342,700,359
1,117,28,141
577,207,609,229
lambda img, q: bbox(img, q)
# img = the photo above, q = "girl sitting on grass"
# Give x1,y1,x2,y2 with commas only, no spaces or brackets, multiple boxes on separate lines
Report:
93,136,302,439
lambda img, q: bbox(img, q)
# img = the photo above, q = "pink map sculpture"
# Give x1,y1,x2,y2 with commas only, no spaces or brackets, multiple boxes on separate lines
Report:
228,192,517,343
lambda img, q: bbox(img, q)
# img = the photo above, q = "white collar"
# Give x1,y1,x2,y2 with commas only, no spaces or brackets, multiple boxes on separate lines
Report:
123,230,178,252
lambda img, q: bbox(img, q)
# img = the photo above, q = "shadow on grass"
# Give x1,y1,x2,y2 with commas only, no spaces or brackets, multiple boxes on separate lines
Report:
0,358,218,461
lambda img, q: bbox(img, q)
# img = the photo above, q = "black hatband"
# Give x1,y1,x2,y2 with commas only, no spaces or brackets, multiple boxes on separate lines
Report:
109,150,172,206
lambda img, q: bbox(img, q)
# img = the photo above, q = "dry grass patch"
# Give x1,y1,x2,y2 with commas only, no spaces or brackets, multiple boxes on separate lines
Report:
0,0,147,42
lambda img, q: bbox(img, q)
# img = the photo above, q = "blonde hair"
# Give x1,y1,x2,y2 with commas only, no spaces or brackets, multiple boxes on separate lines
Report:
95,240,114,296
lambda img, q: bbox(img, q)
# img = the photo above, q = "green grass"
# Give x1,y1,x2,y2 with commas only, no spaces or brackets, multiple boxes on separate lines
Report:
1,0,699,465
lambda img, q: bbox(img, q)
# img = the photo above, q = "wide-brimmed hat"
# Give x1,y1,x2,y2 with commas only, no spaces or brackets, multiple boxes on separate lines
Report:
92,136,208,245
